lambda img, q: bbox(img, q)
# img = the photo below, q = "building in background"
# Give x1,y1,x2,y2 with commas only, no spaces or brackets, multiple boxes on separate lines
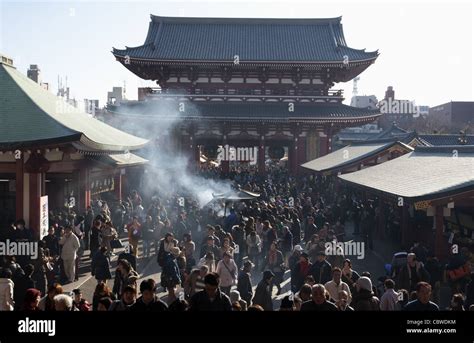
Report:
107,86,125,105
429,101,474,132
27,64,50,91
84,99,100,115
377,86,418,129
350,95,378,110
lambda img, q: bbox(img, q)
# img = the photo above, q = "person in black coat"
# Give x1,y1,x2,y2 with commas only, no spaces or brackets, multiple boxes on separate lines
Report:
304,216,318,243
252,270,274,311
43,227,60,257
13,264,35,310
237,260,254,306
291,252,312,293
200,236,221,259
83,206,94,250
89,220,102,258
91,247,112,283
309,251,332,284
130,279,168,311
300,284,338,311
118,246,137,272
464,272,474,310
189,273,232,311
403,282,439,311
290,213,301,245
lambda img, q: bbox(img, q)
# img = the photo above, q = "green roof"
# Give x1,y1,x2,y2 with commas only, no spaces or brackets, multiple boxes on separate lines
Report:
113,15,378,64
0,61,148,153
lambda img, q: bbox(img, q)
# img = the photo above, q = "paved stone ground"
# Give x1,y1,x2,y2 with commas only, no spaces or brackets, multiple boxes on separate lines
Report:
63,221,402,309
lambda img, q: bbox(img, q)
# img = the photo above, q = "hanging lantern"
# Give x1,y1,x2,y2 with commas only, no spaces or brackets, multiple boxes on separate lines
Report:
268,146,285,160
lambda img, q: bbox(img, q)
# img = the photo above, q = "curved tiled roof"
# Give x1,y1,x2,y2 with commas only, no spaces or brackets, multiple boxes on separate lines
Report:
0,62,148,153
107,101,380,123
113,15,378,64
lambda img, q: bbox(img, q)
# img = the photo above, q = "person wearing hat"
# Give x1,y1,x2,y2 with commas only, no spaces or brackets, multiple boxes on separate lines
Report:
230,290,248,311
309,250,332,285
252,270,275,311
189,272,232,311
200,236,221,260
201,225,221,247
237,260,254,306
352,276,380,311
290,252,312,293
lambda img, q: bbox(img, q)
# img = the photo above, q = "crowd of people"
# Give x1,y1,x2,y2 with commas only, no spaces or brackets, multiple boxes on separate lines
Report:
0,166,473,311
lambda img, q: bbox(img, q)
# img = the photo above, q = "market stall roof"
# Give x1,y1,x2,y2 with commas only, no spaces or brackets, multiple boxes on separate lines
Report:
0,58,148,153
212,189,260,201
301,140,413,174
338,146,474,202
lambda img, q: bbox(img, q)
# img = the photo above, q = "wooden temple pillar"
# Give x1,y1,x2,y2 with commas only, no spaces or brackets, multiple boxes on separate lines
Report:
326,124,334,154
290,123,302,175
15,152,24,221
24,151,49,239
114,172,122,202
258,135,265,175
434,205,445,260
377,198,387,240
76,167,91,213
221,130,229,174
400,203,410,250
185,123,199,171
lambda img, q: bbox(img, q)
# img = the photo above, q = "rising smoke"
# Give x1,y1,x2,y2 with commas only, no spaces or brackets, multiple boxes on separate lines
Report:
106,95,232,207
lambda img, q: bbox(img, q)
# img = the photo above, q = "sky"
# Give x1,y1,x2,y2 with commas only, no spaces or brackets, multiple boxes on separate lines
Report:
1,0,473,108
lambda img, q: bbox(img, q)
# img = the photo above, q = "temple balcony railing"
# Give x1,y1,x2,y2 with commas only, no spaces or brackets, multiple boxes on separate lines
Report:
142,88,344,103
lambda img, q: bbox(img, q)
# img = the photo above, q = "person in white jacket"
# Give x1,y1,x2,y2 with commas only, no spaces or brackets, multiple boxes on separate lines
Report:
0,269,15,311
324,267,352,304
216,252,238,296
59,226,81,283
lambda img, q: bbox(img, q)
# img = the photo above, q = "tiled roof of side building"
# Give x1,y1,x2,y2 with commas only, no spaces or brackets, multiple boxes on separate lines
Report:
301,141,413,173
113,15,378,63
339,146,474,201
107,101,381,123
419,134,474,146
0,61,148,153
